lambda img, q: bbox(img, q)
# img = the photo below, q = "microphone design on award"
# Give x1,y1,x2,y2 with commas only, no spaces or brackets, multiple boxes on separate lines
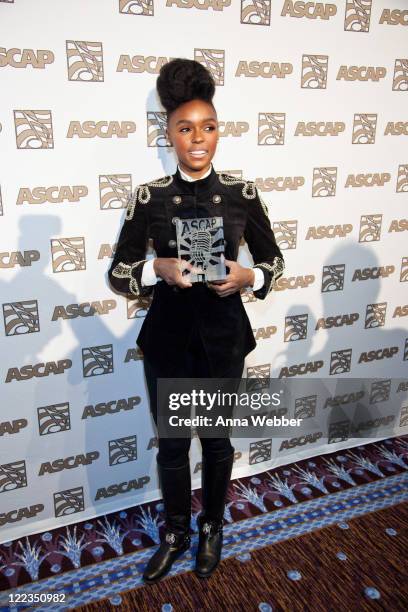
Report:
175,216,227,282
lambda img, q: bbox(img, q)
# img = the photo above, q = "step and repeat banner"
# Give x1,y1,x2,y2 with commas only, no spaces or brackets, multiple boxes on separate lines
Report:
1,0,407,543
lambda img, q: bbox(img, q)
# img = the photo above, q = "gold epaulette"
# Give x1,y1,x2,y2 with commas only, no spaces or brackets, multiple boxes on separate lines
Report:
125,175,173,220
217,172,269,217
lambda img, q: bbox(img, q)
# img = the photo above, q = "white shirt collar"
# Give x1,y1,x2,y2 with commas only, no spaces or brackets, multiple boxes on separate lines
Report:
178,164,212,182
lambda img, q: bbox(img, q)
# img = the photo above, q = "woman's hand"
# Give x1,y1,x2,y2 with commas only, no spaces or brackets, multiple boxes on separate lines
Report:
153,257,200,289
207,259,255,298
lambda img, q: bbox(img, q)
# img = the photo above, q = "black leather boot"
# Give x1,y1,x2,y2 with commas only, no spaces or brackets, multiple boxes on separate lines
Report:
143,459,191,584
195,449,234,578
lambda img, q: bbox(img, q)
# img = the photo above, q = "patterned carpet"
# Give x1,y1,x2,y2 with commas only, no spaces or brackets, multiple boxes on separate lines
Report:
1,436,407,611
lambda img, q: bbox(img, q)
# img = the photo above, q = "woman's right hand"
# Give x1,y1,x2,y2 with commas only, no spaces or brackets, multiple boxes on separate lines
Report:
153,258,198,289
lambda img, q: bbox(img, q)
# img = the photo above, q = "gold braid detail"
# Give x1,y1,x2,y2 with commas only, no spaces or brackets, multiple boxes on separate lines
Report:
125,175,173,220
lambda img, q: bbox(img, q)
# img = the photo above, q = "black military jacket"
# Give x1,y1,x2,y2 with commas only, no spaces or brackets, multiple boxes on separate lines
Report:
108,166,284,376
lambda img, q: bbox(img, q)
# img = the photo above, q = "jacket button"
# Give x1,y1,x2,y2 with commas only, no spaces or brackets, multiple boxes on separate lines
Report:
212,194,221,204
172,195,182,205
168,239,177,248
172,216,180,226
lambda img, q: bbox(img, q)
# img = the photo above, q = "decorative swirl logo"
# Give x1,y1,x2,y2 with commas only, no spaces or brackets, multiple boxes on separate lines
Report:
370,380,391,404
127,295,151,318
358,214,382,242
37,403,71,436
330,349,352,374
328,420,350,443
396,165,408,192
322,265,345,292
295,396,317,419
301,54,328,89
352,113,377,144
51,237,86,273
195,48,225,86
249,439,272,464
400,406,408,427
400,257,408,282
273,221,297,250
3,300,39,336
241,0,271,25
99,174,131,209
258,113,285,145
66,41,104,81
119,0,154,16
54,487,85,517
14,110,53,149
312,167,337,198
344,0,372,33
0,460,27,493
364,303,387,329
392,59,408,91
147,111,169,147
109,436,137,465
284,314,308,342
82,344,113,377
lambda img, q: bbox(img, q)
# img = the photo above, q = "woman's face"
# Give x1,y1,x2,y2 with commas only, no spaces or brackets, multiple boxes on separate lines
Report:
166,99,218,179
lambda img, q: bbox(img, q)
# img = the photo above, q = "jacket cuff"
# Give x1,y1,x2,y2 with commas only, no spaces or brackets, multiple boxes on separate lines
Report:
252,257,285,299
111,260,153,297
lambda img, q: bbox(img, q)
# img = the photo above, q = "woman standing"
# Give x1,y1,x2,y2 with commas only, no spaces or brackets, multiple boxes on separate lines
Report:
108,58,284,583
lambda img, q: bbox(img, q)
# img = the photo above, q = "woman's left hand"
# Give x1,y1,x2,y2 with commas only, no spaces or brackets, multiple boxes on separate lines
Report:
207,259,255,298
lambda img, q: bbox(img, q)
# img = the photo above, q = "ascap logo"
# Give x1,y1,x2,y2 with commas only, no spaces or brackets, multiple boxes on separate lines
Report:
66,40,103,81
370,379,391,403
351,415,394,433
305,224,352,240
14,110,53,148
51,237,86,272
38,402,71,436
294,395,316,419
98,243,116,259
256,177,304,192
258,113,285,145
328,420,350,443
301,54,328,88
345,173,390,188
359,214,382,242
252,325,277,340
379,8,408,26
127,295,151,318
235,60,292,78
388,219,408,232
272,221,297,250
282,1,336,19
401,406,408,427
312,167,337,197
324,390,364,408
274,274,315,291
330,348,352,375
16,186,88,205
3,300,40,336
67,121,136,138
119,0,154,16
99,175,131,210
118,55,174,73
358,346,399,363
337,65,386,81
397,381,408,393
5,360,72,383
295,122,345,137
109,435,137,465
249,440,272,464
384,121,408,136
52,300,116,321
95,476,150,500
0,250,40,269
195,48,225,85
218,121,249,137
166,0,231,9
0,418,27,436
82,396,141,419
246,364,271,392
352,113,377,144
344,0,372,33
0,460,26,492
315,313,359,330
279,432,323,451
125,347,144,361
82,345,113,377
241,0,271,25
365,303,387,328
393,59,408,91
54,487,84,517
147,436,158,450
0,47,54,68
284,314,308,341
321,264,345,292
147,111,168,147
352,265,394,281
401,257,408,282
194,451,241,473
279,360,323,378
0,505,43,528
39,452,99,476
242,291,257,304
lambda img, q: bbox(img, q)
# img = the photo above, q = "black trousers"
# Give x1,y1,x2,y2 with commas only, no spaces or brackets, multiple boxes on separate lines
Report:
143,326,245,468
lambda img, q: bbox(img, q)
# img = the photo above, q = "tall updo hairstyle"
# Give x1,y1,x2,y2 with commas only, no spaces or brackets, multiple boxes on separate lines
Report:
156,58,216,118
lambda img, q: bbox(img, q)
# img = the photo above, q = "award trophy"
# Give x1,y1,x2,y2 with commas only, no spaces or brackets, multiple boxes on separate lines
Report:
175,216,227,282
